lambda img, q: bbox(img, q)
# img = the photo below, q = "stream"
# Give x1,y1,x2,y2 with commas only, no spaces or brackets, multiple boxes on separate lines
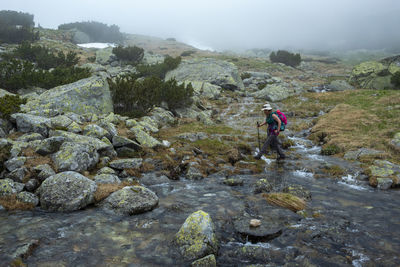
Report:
1,97,400,266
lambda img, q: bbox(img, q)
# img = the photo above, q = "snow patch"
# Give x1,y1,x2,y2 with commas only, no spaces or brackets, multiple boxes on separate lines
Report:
77,43,116,49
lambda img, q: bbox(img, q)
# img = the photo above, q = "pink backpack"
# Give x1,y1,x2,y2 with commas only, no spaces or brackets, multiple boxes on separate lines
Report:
276,110,287,126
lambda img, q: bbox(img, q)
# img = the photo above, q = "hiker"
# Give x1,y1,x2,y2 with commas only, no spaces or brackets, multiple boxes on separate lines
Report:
254,103,285,160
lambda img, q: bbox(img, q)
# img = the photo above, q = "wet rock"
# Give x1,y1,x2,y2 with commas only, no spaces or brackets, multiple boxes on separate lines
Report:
4,157,26,172
12,239,39,260
112,135,142,150
94,174,121,184
34,164,56,182
175,210,218,260
22,76,113,115
186,165,204,180
24,179,39,192
82,124,110,140
102,186,158,215
0,178,25,196
12,113,51,137
376,178,393,190
254,178,273,194
233,216,282,243
282,185,312,201
38,171,97,212
109,158,143,170
16,191,39,206
223,178,244,186
130,127,162,148
52,142,99,172
191,254,217,267
33,136,65,155
140,173,170,186
165,58,244,91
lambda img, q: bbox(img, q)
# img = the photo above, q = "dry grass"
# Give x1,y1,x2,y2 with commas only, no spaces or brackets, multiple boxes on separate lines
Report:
263,192,306,212
0,194,35,210
93,181,139,203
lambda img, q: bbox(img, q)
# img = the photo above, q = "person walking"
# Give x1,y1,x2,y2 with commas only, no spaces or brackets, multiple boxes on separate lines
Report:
254,103,285,160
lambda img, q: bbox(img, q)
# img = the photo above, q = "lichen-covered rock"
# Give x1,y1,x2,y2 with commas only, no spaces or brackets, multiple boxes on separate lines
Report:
24,178,39,192
17,133,44,143
52,142,99,172
109,158,142,170
165,58,244,91
38,171,97,212
0,178,24,196
112,135,142,150
177,132,208,142
344,148,383,160
188,81,221,99
130,127,161,148
12,113,51,137
254,178,273,194
6,167,27,183
349,61,394,89
98,120,118,139
22,76,113,115
175,210,218,260
94,174,121,184
50,115,73,130
16,191,39,206
149,107,175,127
376,178,393,190
223,178,244,186
327,80,354,91
390,132,400,151
97,167,116,175
191,254,217,267
251,84,299,101
283,185,312,201
96,47,115,65
186,166,203,180
83,124,110,140
50,130,111,151
102,186,158,215
33,136,65,155
139,116,159,133
4,157,26,172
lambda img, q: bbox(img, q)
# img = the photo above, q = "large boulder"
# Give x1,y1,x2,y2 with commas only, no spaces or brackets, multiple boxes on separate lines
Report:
175,210,218,260
12,113,51,137
22,76,113,115
96,47,115,65
187,81,221,99
38,171,97,212
101,186,158,215
52,142,99,172
165,58,244,91
50,130,111,151
0,178,24,196
251,84,300,101
349,60,394,89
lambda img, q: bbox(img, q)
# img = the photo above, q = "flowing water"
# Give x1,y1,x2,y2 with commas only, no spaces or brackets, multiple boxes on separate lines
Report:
1,97,400,266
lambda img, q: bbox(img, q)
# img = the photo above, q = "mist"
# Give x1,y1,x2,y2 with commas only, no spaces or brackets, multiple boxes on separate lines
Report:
1,0,399,52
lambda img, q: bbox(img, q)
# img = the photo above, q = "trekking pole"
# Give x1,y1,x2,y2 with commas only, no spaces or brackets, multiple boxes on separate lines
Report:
256,121,261,152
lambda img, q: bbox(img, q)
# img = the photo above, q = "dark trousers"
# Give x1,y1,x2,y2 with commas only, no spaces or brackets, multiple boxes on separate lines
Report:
258,135,285,157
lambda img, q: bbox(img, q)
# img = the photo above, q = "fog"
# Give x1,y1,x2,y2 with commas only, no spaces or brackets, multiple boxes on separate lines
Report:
1,0,399,51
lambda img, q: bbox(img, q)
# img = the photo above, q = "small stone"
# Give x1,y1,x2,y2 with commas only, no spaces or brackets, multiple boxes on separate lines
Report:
191,254,217,267
4,157,26,172
250,219,261,227
109,158,142,170
25,179,39,192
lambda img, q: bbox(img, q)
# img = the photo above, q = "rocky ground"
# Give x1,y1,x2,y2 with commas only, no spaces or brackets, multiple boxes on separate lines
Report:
0,30,400,266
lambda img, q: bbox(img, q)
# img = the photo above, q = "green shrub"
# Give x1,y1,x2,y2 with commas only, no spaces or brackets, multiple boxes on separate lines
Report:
136,55,181,79
109,75,193,117
257,83,267,90
270,50,301,67
4,41,79,69
181,50,196,57
58,21,124,43
321,144,340,155
0,94,26,118
0,10,38,44
391,71,400,89
240,72,251,80
112,45,144,65
0,59,91,91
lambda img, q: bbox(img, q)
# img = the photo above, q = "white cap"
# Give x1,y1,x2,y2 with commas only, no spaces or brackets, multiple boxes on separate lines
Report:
261,103,272,111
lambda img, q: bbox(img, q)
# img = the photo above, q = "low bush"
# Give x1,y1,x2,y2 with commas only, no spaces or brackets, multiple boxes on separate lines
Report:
240,72,251,80
136,55,181,79
181,50,196,57
109,75,193,117
270,50,301,67
391,71,400,89
0,59,91,91
321,144,341,155
112,45,144,65
4,41,79,69
0,10,38,44
0,94,26,119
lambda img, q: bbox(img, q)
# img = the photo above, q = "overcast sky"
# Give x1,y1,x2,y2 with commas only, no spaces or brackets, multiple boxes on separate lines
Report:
1,0,399,51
